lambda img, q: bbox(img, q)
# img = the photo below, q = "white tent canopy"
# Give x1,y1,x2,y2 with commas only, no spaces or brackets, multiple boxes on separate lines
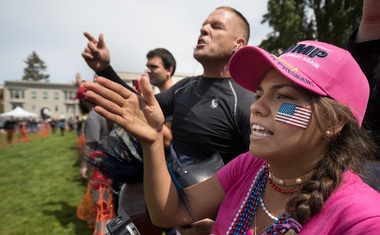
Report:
0,106,38,118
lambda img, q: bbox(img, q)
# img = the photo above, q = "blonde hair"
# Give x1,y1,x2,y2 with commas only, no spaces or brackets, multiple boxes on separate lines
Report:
216,6,250,43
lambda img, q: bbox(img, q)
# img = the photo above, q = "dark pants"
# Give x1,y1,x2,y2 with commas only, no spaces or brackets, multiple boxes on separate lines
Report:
6,129,14,143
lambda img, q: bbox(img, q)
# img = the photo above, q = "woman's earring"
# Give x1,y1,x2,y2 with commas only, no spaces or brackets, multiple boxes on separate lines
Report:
326,131,331,135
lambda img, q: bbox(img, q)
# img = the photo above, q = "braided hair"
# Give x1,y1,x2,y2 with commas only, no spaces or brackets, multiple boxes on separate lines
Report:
286,96,376,225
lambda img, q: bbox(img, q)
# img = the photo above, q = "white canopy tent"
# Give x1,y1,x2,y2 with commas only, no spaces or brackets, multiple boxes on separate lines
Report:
0,106,38,118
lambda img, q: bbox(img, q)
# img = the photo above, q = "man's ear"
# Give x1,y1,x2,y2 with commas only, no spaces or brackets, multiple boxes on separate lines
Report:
237,38,246,46
167,66,174,78
234,38,246,51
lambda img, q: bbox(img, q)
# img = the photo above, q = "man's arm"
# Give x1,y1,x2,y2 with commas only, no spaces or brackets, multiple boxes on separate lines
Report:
82,75,223,228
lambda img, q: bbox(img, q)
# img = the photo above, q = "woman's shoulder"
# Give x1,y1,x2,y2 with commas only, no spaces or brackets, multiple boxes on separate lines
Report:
217,152,265,181
301,171,380,234
229,152,264,168
327,171,380,208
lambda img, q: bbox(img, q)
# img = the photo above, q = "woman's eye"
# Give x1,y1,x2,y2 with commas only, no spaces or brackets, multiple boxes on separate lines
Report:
277,94,292,99
254,94,261,101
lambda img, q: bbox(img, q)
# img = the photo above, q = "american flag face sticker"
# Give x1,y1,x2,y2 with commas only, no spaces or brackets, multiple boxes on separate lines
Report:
275,103,312,129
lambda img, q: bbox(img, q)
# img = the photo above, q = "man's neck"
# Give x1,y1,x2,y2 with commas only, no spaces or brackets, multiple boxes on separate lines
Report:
202,62,230,78
159,80,174,92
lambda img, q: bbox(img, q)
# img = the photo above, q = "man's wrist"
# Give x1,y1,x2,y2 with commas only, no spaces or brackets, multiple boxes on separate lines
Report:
97,65,112,76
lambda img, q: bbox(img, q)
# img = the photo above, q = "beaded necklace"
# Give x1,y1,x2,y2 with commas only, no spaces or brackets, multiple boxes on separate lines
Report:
226,164,302,235
268,164,312,186
259,198,301,234
268,178,302,194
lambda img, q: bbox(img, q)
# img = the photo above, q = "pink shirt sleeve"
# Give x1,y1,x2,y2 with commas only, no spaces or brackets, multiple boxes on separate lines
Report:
217,151,265,193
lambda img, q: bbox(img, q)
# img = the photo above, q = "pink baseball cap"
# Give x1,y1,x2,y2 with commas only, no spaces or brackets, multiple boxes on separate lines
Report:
229,40,369,126
74,86,87,100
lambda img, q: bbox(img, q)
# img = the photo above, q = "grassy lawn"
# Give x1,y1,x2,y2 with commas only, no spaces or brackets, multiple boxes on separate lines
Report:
0,130,93,235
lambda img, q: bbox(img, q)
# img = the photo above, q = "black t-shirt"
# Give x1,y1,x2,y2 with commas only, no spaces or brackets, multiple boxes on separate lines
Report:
99,66,255,164
155,76,255,163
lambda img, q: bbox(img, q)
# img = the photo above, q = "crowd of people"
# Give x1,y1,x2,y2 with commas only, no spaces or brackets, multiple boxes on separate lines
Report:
80,6,254,235
79,34,180,233
2,1,379,234
1,114,86,144
4,1,379,235
75,1,380,235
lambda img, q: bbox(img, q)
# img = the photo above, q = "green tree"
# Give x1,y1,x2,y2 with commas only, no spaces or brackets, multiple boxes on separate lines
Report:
22,51,50,82
260,0,363,54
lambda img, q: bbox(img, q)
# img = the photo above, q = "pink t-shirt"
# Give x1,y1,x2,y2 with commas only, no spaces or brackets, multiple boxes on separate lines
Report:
211,152,380,235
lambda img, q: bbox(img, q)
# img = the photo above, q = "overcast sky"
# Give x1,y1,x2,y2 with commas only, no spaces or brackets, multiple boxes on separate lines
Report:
0,0,271,85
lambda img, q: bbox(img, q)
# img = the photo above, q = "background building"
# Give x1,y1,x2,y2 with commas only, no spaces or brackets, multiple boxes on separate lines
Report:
3,80,77,120
1,71,188,121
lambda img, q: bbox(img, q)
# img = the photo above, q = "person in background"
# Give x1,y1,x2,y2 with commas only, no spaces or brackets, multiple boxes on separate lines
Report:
82,39,380,234
49,118,57,134
18,117,28,141
67,116,75,131
145,47,176,151
75,85,114,234
125,47,176,233
347,0,380,192
28,117,37,133
146,48,175,91
75,115,84,137
75,114,86,152
75,86,112,179
120,48,177,235
82,7,254,234
4,116,16,144
82,41,177,234
58,118,65,136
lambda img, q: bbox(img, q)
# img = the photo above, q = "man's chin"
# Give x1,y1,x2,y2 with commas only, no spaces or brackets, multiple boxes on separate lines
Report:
193,50,207,62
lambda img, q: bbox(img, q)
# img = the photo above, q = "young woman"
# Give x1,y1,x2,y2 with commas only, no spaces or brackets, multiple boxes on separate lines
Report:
81,40,380,234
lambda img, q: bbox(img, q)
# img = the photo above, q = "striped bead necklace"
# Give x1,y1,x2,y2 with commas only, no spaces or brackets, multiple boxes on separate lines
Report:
226,164,300,235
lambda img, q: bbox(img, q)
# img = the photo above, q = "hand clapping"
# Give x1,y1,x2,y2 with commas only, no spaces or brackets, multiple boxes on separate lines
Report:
82,75,165,145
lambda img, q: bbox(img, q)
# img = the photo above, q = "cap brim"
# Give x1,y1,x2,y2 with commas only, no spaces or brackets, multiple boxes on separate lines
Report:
229,46,326,96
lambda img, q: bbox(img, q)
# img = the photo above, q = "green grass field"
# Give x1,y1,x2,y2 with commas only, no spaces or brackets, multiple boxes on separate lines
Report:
0,130,93,235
